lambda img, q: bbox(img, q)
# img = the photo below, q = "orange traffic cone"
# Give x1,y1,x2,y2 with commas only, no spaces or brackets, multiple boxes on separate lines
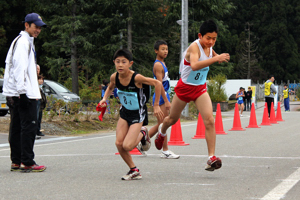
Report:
115,148,142,155
276,102,284,121
246,103,260,128
269,102,278,124
260,102,271,126
168,119,190,146
229,103,245,131
192,113,205,139
215,103,227,134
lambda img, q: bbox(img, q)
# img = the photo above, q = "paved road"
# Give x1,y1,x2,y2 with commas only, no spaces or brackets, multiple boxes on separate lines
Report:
0,102,299,200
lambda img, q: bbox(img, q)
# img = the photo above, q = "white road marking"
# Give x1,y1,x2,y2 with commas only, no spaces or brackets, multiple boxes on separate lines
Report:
0,134,115,151
261,167,300,200
0,153,299,160
164,183,214,186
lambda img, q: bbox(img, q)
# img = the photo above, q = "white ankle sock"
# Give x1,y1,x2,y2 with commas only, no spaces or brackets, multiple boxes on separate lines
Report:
160,132,167,137
162,150,169,154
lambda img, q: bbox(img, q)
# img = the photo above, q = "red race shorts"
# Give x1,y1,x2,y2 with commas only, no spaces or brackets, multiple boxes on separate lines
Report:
174,78,207,103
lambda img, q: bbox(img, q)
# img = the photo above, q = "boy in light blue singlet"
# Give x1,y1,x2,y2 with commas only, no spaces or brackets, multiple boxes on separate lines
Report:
141,40,179,159
99,49,164,180
236,87,245,116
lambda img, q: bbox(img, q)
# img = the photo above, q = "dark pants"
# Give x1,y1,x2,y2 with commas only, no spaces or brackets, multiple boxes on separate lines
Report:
265,97,274,117
246,99,252,111
284,98,290,111
9,97,37,166
36,100,43,135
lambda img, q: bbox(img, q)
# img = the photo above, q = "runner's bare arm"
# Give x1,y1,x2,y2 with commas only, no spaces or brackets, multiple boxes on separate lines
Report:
189,43,230,71
99,73,116,106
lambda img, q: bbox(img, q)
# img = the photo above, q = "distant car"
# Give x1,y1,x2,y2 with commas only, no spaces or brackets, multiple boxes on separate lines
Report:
0,78,9,116
42,80,80,103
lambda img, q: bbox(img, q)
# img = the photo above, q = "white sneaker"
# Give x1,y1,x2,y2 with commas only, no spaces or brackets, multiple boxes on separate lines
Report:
121,168,142,180
160,150,180,159
136,142,147,156
240,114,243,117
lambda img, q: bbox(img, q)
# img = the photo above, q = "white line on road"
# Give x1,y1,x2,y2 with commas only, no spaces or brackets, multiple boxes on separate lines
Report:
0,136,79,148
0,153,299,160
261,167,300,200
164,183,214,186
0,134,115,151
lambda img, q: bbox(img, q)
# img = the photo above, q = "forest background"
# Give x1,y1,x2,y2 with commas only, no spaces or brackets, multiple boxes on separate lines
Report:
0,0,299,102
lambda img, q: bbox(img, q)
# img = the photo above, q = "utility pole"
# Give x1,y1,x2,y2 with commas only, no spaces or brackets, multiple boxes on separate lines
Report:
181,0,189,117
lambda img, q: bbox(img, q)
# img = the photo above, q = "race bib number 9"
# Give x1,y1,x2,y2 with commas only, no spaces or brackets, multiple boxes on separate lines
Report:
186,67,209,85
117,90,139,110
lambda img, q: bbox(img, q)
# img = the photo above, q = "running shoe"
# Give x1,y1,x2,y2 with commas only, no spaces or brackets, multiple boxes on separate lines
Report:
160,151,180,159
136,142,147,156
121,168,142,180
20,163,47,173
155,123,165,150
140,126,151,151
205,156,222,171
11,163,21,172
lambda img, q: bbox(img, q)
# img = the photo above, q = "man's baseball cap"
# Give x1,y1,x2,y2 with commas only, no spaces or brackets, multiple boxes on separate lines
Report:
24,13,47,27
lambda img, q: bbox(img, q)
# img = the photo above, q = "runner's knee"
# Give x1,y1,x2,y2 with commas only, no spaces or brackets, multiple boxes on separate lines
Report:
122,143,134,151
168,117,178,126
203,116,214,129
115,140,123,149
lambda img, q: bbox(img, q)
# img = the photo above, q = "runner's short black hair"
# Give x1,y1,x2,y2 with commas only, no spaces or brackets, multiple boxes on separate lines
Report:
199,20,218,36
113,49,133,61
154,40,167,50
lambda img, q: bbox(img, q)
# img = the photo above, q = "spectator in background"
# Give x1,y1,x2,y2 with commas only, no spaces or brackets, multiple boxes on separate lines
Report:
101,79,118,99
283,84,290,112
2,13,47,172
37,75,47,136
261,75,277,117
245,87,252,111
101,79,118,113
242,87,246,111
37,64,40,75
36,65,43,139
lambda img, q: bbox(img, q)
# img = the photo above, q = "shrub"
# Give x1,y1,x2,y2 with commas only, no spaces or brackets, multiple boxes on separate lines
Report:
207,74,228,102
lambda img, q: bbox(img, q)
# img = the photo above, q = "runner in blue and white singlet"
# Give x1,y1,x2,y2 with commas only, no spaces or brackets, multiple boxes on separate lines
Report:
152,60,171,106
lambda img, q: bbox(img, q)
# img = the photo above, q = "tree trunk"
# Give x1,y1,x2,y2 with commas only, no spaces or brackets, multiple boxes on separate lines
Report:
127,8,132,52
71,3,79,95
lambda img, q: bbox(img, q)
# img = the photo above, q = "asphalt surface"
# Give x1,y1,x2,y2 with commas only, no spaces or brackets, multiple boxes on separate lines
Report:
0,101,299,200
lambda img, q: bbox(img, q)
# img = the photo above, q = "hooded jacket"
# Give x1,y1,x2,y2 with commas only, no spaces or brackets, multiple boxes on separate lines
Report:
3,31,41,99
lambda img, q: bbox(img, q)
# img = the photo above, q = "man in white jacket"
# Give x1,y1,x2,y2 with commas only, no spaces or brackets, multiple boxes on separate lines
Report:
3,13,47,172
